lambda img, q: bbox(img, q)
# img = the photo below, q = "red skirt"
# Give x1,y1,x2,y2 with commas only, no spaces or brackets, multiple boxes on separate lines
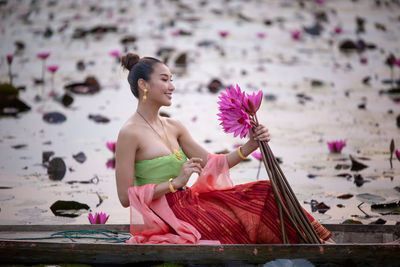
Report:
166,180,331,244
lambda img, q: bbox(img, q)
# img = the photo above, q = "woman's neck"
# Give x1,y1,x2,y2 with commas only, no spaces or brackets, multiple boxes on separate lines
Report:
136,102,161,123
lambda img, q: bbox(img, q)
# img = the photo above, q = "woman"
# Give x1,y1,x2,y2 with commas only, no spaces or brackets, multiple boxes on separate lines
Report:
116,53,332,244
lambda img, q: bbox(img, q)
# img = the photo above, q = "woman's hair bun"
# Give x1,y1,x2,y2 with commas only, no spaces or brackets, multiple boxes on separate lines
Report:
121,53,140,71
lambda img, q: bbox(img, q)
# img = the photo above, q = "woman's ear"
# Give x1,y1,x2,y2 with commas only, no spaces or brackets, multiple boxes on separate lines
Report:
137,78,148,92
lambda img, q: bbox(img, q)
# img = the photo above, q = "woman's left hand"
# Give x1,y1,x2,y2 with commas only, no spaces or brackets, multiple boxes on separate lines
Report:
249,124,270,143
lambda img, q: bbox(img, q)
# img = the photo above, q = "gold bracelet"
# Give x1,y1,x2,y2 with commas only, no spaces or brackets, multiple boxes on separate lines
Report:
237,146,247,160
168,178,176,193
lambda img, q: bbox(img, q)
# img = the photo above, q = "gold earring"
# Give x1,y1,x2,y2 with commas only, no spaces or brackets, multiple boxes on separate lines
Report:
143,89,148,103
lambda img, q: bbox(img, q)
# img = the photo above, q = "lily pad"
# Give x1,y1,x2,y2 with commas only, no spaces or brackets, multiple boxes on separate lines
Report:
0,83,31,116
47,157,66,181
369,218,386,225
50,200,90,218
42,151,55,165
342,219,363,225
73,152,86,163
316,202,330,214
354,174,369,187
43,112,67,124
88,114,109,123
11,144,27,149
337,193,353,200
64,76,100,95
56,93,74,107
336,173,352,179
356,193,385,204
371,201,400,215
349,155,368,172
207,79,223,93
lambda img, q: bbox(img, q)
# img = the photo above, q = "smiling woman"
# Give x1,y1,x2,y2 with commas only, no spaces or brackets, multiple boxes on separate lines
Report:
115,53,333,244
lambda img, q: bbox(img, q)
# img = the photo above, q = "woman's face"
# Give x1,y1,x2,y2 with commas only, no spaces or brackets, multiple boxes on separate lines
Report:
146,63,175,106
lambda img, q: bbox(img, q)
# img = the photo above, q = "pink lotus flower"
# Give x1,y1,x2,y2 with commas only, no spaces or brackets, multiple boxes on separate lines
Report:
334,26,342,34
217,84,244,111
395,149,400,161
327,140,346,153
106,141,116,153
218,30,229,38
106,158,115,169
315,0,325,4
394,60,400,67
291,30,301,41
109,50,120,58
6,54,13,64
37,52,50,60
217,85,252,138
171,30,180,36
46,65,59,73
256,32,267,39
252,151,262,161
88,212,109,224
360,56,368,64
243,90,263,115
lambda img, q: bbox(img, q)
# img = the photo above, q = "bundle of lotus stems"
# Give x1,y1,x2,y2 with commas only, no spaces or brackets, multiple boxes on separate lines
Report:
251,115,322,244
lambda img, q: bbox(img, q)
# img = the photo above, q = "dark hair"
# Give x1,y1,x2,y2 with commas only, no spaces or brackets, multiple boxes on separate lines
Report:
121,53,162,98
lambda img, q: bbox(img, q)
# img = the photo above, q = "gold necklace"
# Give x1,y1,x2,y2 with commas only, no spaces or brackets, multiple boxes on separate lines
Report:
137,111,182,160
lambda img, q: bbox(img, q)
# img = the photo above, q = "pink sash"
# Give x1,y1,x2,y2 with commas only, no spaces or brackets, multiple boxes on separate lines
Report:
126,153,233,244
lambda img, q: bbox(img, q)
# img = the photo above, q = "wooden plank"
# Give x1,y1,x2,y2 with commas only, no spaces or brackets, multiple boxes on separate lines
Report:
0,224,399,265
0,241,399,265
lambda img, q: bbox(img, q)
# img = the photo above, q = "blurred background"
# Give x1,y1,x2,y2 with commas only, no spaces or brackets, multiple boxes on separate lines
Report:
0,0,399,226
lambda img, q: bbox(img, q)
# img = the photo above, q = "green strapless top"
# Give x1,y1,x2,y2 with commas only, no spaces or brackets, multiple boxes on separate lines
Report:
134,148,188,186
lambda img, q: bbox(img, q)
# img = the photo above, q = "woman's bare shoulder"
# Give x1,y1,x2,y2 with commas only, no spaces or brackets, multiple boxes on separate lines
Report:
164,117,185,129
118,118,141,142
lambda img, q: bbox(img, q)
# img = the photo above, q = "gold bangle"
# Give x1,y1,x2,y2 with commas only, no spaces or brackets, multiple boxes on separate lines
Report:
168,178,176,193
237,146,247,160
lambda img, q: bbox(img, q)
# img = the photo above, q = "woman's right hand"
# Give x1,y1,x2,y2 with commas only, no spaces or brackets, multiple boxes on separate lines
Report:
173,157,203,188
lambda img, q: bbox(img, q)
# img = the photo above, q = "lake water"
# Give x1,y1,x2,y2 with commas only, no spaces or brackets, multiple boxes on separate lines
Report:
0,0,399,226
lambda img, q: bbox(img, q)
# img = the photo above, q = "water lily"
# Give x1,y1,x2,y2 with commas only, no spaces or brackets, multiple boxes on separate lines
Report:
6,54,13,64
360,56,368,64
106,158,115,169
88,212,109,224
37,52,50,60
106,141,116,153
395,149,400,161
217,85,252,138
291,30,301,41
46,65,59,73
109,50,120,58
218,30,229,38
252,151,262,161
256,32,266,39
334,26,343,34
315,0,325,5
217,84,244,111
171,30,180,36
394,59,400,67
243,90,263,115
327,140,346,153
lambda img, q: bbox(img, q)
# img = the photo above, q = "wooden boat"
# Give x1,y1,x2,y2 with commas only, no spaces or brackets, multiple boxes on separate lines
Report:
0,224,399,266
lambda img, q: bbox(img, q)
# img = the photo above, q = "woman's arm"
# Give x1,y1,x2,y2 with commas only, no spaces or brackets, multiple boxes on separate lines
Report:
226,124,270,168
176,119,270,168
115,127,138,208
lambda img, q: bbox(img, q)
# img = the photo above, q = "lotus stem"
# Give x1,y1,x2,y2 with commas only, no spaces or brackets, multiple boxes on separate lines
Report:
252,112,321,244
